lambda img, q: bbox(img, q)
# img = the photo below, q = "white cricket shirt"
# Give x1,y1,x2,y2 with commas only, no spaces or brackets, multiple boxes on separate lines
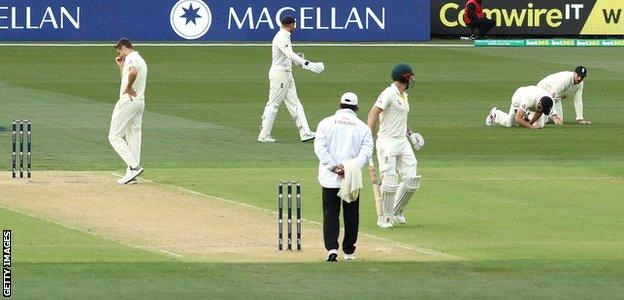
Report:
270,28,306,73
375,83,410,139
537,71,583,101
119,51,148,101
537,71,585,119
512,86,551,115
314,109,374,188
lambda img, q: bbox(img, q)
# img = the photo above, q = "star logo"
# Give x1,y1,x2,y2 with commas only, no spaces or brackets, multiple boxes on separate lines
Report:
181,3,201,25
170,0,212,40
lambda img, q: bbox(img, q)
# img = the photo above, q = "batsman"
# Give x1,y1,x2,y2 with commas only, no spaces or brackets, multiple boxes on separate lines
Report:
368,64,424,229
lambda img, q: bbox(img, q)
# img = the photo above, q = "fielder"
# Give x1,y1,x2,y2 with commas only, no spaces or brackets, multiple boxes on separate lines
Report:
367,64,424,229
537,66,592,125
109,38,147,184
258,16,325,143
485,85,555,129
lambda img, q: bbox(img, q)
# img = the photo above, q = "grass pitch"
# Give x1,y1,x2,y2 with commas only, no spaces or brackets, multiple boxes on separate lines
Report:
1,44,623,298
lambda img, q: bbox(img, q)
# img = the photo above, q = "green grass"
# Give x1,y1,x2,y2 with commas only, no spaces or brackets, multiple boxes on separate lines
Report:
1,44,623,298
14,261,624,299
0,208,168,264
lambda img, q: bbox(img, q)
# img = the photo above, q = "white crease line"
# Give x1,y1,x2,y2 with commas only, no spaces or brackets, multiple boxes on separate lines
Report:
358,232,461,258
114,173,620,182
0,204,184,260
179,186,459,258
424,177,617,181
111,172,462,259
0,43,472,47
142,246,184,258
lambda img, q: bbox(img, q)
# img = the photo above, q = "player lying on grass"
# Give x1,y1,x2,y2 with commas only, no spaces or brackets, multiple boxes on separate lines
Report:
486,85,555,129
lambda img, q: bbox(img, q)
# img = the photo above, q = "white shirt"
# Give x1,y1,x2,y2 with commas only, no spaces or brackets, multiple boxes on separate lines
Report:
375,83,410,139
314,109,374,188
537,71,584,120
270,28,306,73
512,86,552,115
119,51,148,101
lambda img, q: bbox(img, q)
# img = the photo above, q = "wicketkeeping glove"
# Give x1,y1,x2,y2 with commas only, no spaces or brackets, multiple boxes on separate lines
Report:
408,132,425,151
303,61,325,74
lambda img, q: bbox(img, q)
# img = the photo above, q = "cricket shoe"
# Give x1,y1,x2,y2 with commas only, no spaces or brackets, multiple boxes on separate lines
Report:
485,107,497,126
117,166,144,185
377,216,394,229
460,33,477,41
326,249,338,262
118,167,138,184
257,136,277,143
393,213,407,225
300,132,315,142
344,253,357,261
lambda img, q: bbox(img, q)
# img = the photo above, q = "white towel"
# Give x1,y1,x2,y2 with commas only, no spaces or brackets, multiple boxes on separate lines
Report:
338,159,362,203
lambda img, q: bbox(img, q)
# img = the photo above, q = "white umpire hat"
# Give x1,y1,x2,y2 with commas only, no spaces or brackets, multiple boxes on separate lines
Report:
340,92,358,106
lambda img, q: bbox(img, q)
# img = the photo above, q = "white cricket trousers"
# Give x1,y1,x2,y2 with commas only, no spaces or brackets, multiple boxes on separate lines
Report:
376,137,418,217
376,137,417,179
109,97,144,168
259,69,312,139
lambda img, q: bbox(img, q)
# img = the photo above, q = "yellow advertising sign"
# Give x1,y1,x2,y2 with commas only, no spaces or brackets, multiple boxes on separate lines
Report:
581,0,624,34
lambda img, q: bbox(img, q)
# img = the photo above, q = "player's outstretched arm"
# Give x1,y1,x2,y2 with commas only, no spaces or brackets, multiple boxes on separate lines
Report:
528,111,543,125
276,42,324,74
573,90,592,124
515,109,540,129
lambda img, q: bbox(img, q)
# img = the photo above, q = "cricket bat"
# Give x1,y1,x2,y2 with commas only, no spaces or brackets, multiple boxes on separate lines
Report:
368,158,382,217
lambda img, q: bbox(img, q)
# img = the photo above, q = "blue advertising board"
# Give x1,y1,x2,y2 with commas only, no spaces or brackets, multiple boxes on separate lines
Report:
0,0,430,41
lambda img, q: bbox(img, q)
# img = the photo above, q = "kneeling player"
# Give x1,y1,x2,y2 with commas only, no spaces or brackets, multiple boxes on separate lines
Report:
485,85,556,129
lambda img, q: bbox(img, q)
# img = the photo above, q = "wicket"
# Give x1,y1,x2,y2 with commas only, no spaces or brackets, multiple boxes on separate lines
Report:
11,120,32,178
277,181,302,251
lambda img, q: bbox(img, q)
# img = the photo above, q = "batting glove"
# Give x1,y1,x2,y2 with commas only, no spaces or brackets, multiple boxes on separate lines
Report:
408,132,425,151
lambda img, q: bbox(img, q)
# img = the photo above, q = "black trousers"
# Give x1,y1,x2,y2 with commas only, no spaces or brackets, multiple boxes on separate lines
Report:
468,18,495,37
322,188,359,254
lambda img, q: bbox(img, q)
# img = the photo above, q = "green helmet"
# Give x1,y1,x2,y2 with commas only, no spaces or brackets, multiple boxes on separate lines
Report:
391,63,415,83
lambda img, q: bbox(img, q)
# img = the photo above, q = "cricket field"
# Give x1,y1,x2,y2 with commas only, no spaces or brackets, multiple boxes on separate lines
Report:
1,44,623,299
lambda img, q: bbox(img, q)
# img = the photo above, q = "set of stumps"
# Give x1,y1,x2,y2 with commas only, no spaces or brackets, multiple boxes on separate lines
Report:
277,181,302,251
11,120,32,178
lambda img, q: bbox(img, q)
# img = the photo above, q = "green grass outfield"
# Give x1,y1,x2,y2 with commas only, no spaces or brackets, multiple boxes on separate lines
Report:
1,44,624,298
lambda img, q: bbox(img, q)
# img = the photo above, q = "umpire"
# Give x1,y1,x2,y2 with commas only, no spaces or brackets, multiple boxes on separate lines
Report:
314,92,373,262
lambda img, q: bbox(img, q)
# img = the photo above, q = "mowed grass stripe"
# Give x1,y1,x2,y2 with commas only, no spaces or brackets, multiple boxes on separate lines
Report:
0,206,167,263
